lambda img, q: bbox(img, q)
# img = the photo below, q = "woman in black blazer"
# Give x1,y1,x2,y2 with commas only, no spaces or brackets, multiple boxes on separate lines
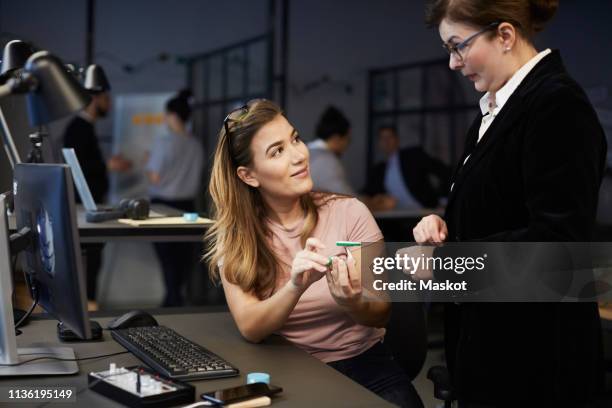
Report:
414,1,607,406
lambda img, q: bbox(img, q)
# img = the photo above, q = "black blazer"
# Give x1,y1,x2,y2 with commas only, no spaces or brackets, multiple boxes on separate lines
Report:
63,116,109,203
442,51,606,406
363,146,450,208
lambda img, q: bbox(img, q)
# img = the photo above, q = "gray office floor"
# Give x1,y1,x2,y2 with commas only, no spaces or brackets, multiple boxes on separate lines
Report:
414,348,445,408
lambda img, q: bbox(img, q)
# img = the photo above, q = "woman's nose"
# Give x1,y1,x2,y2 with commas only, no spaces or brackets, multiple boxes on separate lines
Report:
292,146,307,162
449,53,463,71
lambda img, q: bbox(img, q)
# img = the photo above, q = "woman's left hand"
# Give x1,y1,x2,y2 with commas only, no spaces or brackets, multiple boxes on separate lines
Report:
326,249,362,309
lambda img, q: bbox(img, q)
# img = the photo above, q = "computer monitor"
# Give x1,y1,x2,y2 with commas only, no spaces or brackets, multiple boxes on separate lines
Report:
0,163,92,376
14,164,91,338
0,191,78,375
62,147,100,211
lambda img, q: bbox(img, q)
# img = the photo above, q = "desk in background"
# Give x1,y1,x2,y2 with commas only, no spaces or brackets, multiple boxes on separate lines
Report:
8,204,211,243
1,311,392,407
8,204,214,307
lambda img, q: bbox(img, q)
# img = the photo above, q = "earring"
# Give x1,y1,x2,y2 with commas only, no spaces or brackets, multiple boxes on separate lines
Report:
504,47,511,53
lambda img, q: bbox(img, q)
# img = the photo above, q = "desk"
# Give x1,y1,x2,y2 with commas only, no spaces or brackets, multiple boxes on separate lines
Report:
8,204,211,243
1,312,391,407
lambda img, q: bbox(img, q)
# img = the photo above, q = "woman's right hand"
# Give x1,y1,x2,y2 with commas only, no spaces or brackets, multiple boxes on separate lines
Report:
289,237,329,291
413,214,448,244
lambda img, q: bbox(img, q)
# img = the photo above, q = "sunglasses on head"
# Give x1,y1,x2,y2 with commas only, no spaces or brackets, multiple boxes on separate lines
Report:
223,98,266,137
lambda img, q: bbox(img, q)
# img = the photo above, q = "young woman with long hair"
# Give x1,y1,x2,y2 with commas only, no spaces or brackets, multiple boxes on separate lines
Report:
204,99,423,407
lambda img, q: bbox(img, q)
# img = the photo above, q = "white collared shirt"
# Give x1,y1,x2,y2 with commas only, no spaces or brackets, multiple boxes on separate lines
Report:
451,49,552,192
307,138,329,151
477,48,552,143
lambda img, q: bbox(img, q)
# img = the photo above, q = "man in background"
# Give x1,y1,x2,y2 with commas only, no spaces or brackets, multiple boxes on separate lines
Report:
307,106,355,195
363,125,449,210
63,64,131,308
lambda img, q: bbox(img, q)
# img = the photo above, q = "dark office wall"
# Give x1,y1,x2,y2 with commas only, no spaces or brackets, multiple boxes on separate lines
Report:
94,0,268,94
537,1,612,96
0,0,610,193
0,0,85,63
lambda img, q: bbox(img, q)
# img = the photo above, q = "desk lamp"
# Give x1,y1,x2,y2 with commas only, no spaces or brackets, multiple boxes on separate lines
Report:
0,47,89,330
83,63,111,92
0,50,90,162
0,40,34,167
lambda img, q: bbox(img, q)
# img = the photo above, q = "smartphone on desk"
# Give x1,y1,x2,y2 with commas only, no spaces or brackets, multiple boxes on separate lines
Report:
201,383,282,405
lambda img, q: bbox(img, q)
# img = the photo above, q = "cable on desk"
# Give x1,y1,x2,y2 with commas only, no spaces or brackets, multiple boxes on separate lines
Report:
14,288,38,330
0,350,129,367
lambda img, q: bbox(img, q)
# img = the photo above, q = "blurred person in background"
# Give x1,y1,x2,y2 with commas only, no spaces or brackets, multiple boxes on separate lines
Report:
362,125,449,211
146,89,204,306
63,64,131,308
307,106,355,195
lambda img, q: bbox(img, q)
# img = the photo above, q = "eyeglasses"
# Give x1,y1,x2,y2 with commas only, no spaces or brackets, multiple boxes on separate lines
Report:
442,22,500,62
223,98,265,137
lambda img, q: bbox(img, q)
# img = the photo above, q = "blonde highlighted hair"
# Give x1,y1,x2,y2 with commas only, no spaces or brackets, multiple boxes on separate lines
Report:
203,99,320,299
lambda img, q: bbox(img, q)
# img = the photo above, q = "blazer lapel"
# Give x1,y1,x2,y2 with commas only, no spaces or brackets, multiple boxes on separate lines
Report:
459,93,527,179
445,117,480,209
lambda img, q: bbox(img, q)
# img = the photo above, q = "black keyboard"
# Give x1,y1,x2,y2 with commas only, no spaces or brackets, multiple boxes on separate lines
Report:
111,326,239,381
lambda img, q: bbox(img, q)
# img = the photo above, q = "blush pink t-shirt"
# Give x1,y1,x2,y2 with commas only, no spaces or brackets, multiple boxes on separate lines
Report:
266,196,385,363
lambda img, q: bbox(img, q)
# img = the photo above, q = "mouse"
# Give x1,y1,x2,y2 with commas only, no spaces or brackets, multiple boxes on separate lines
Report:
107,310,159,330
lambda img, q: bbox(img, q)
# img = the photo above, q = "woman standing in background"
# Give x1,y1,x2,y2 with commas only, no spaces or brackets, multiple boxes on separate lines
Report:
147,89,204,306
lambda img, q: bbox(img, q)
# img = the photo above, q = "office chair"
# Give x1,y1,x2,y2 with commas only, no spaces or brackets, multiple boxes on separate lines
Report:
427,365,455,408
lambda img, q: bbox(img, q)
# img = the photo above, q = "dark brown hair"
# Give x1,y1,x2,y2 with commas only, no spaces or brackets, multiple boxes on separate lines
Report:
425,0,558,39
166,89,192,122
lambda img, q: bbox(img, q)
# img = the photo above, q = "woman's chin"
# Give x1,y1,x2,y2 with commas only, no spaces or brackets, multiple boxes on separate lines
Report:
299,178,314,195
473,80,488,93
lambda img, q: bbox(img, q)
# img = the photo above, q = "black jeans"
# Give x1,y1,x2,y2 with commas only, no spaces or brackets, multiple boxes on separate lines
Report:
151,198,196,307
328,341,424,408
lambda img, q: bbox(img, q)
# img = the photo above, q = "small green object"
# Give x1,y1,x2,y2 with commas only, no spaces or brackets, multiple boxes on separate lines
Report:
327,257,333,267
336,241,361,247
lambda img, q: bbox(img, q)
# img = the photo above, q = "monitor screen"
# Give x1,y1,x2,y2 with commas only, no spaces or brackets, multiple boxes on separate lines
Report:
13,163,91,339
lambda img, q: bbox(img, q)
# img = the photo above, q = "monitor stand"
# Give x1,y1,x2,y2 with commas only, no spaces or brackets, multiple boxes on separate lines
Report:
0,347,78,376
